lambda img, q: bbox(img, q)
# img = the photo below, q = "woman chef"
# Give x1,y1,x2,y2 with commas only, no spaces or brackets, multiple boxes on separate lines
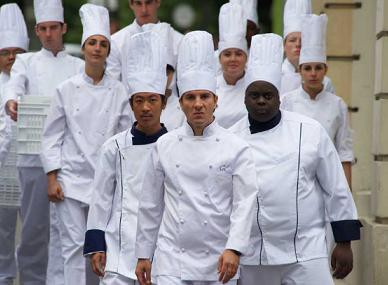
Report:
281,14,353,187
134,31,258,285
280,0,335,96
214,2,248,129
40,4,131,285
231,33,361,285
83,30,168,285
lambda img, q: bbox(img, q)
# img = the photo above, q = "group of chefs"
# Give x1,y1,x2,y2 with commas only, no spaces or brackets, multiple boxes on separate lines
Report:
0,0,362,285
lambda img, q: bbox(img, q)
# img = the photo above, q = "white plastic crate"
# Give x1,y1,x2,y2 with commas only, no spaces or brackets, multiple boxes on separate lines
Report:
17,96,52,155
0,178,20,208
0,165,18,179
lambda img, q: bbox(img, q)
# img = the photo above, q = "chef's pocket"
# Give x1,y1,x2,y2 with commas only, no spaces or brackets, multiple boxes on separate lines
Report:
208,170,233,213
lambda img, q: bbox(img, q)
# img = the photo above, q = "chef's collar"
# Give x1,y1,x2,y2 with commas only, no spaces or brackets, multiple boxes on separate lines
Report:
131,122,168,145
0,72,10,83
220,73,245,89
133,19,161,32
249,110,281,134
283,58,298,74
40,47,67,58
300,85,325,101
82,71,109,87
183,118,218,137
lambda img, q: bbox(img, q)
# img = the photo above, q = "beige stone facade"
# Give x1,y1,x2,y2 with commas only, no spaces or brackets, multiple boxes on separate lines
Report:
311,0,388,284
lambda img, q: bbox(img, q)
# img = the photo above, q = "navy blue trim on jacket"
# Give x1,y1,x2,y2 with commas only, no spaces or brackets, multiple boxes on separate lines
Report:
83,229,106,255
131,123,168,145
331,220,363,242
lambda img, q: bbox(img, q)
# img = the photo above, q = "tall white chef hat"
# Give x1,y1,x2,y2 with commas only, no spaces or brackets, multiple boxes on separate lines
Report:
34,0,64,24
218,2,248,55
177,31,216,96
142,23,176,69
127,31,167,97
80,4,111,47
299,14,328,65
245,33,283,92
283,0,312,38
0,4,29,51
230,0,258,25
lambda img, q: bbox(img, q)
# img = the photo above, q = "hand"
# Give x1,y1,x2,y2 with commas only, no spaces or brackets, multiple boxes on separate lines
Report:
135,258,152,285
331,242,353,279
218,249,240,284
47,172,64,202
90,252,106,277
5,100,18,121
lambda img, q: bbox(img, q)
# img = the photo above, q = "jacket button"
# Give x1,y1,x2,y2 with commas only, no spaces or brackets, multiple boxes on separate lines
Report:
181,248,185,252
216,138,220,142
178,190,183,196
205,249,210,254
180,219,184,224
176,164,180,168
209,165,212,169
179,137,182,142
203,220,208,225
204,191,208,197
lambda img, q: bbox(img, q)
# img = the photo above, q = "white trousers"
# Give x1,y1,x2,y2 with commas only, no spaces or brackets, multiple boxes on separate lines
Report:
17,167,50,285
0,207,17,285
56,197,99,285
238,258,334,285
100,272,139,285
46,203,65,285
156,276,237,285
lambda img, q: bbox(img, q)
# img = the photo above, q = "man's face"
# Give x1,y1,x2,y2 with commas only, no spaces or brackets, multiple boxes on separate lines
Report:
130,0,160,26
246,20,260,48
82,35,110,66
245,81,280,122
180,90,217,130
35,21,66,53
130,92,165,129
300,62,327,90
0,47,25,74
284,32,301,68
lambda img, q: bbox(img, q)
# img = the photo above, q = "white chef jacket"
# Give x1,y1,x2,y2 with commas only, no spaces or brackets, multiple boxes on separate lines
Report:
280,58,335,97
3,48,84,167
40,72,131,204
281,86,353,162
0,73,12,166
231,111,361,266
84,123,167,279
214,74,247,129
135,120,258,281
107,19,183,85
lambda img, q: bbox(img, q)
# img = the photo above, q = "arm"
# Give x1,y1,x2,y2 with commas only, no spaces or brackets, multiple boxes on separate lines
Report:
316,126,362,279
40,88,66,174
4,55,28,121
135,145,165,285
219,144,258,283
84,140,118,276
335,99,354,189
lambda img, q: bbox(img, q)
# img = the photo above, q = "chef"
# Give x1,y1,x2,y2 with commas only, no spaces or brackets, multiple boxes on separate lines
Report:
214,2,248,129
0,4,28,285
107,0,182,84
3,0,84,284
281,14,353,187
40,4,131,285
230,33,362,285
142,22,185,130
280,0,335,96
84,29,168,285
134,31,258,285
